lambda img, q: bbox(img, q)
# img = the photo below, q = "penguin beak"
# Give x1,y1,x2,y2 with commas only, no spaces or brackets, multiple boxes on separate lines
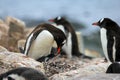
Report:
48,19,54,22
57,46,61,54
92,22,98,26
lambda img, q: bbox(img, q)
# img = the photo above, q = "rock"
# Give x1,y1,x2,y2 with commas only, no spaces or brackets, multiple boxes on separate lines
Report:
49,58,110,80
73,74,120,80
17,39,26,52
76,32,84,53
5,16,26,52
6,16,26,40
0,19,4,24
0,46,8,52
0,21,9,49
0,51,45,74
24,27,34,37
85,49,101,58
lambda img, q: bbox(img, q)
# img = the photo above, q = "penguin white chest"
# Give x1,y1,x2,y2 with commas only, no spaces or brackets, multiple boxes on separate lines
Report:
28,30,54,59
100,28,110,61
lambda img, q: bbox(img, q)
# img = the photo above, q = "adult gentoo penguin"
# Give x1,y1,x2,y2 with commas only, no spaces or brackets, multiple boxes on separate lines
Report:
0,67,48,80
23,23,66,61
92,18,120,62
49,16,91,59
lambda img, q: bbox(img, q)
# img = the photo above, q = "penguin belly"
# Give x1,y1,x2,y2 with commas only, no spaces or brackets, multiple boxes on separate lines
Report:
28,30,54,60
100,28,110,62
62,32,72,58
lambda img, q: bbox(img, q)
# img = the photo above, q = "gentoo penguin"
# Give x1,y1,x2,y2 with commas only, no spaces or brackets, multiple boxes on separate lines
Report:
106,62,120,73
23,23,66,61
92,18,120,62
49,16,91,59
0,67,48,80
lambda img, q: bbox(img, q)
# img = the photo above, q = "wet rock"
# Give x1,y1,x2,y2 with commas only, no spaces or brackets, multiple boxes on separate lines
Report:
0,51,45,74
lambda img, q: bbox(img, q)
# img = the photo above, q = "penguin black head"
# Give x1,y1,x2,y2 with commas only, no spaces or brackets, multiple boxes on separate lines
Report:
51,28,66,54
0,67,48,80
92,18,118,29
48,16,67,25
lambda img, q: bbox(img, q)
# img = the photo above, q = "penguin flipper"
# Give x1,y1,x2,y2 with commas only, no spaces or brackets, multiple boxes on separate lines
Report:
24,29,43,55
107,34,114,62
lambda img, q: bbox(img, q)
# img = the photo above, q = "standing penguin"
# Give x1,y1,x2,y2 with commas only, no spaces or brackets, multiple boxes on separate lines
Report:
0,67,48,80
92,18,120,62
23,23,66,61
49,16,90,59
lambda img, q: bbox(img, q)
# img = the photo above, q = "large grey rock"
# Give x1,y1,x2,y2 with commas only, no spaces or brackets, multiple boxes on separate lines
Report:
0,51,45,74
73,74,120,80
50,58,110,80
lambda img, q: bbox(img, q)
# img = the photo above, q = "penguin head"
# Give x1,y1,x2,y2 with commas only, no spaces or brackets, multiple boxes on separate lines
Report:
92,18,118,29
2,74,25,80
48,16,67,25
54,33,66,54
0,67,48,80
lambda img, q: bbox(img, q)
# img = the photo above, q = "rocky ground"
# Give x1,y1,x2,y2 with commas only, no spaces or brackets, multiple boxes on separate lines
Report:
0,16,119,80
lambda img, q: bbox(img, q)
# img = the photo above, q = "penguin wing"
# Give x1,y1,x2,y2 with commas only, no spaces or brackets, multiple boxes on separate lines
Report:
107,34,114,62
24,29,43,55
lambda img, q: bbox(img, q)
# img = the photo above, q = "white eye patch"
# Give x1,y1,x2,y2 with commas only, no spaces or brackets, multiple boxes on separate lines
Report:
57,16,61,20
100,18,104,23
62,40,66,44
8,74,25,80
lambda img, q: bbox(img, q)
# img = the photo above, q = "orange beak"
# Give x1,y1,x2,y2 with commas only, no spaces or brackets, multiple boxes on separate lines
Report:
92,22,98,26
57,47,61,54
48,19,54,22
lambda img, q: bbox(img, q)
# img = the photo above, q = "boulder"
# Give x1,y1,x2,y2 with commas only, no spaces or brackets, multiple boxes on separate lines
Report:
0,46,8,52
0,51,45,74
5,16,26,52
49,58,110,80
0,21,9,49
6,16,26,40
73,74,120,80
